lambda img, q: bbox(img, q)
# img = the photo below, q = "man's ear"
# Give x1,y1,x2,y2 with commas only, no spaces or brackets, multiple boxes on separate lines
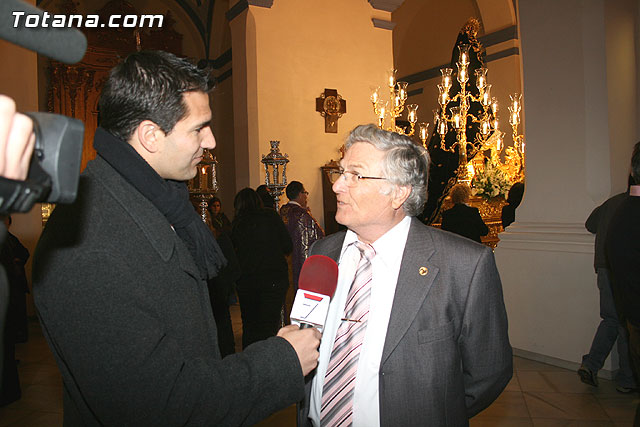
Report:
391,185,411,210
135,120,163,154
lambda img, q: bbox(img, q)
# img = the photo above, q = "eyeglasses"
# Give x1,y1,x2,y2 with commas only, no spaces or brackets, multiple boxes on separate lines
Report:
327,168,387,186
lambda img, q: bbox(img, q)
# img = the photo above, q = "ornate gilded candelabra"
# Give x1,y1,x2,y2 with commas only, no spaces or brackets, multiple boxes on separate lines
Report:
419,45,525,185
371,69,423,137
504,93,525,181
188,149,219,222
426,44,498,182
261,140,289,210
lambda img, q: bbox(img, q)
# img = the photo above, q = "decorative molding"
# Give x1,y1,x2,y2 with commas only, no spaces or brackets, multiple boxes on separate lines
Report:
497,222,593,254
368,0,404,12
398,25,520,85
372,18,396,30
217,68,232,83
226,0,274,22
478,25,517,48
211,48,232,69
485,47,519,63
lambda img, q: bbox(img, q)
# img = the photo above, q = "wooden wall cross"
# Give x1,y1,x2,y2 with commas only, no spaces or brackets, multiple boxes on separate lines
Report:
315,88,347,133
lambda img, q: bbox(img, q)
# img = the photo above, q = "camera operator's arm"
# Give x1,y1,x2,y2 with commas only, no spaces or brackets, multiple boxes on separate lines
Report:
0,94,35,181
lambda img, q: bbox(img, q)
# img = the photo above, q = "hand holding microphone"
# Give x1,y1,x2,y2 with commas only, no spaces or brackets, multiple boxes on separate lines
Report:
278,255,339,375
290,255,339,332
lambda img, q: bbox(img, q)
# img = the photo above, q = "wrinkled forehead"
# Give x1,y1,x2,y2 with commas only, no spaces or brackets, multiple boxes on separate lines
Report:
341,140,386,170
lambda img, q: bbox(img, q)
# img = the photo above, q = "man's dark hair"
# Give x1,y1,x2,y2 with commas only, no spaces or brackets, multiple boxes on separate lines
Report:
285,181,304,200
98,50,210,142
631,141,640,184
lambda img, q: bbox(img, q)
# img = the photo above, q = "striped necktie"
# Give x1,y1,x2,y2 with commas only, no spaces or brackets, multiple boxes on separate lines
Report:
320,241,376,426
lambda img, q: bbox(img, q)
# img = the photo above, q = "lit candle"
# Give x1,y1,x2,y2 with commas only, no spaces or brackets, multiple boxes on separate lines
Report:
510,93,521,112
481,120,489,135
491,97,499,114
438,120,447,135
438,85,448,105
441,68,453,90
387,69,397,88
418,122,429,142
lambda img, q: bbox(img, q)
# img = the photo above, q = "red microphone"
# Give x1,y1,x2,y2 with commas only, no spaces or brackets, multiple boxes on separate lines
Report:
290,255,339,331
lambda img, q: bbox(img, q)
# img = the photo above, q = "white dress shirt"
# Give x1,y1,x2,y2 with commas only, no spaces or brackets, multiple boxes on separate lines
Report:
309,215,411,427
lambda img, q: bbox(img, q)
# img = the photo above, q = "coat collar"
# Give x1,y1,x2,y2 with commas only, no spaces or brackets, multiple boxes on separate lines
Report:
87,156,200,280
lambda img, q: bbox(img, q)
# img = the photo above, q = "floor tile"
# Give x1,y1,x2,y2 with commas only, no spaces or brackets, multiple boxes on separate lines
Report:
523,392,610,420
475,391,531,419
514,358,569,372
471,416,533,426
6,411,63,427
518,371,610,394
595,394,640,422
506,374,523,392
531,420,615,426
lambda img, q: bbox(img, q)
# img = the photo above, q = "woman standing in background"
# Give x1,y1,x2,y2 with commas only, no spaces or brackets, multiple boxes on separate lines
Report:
231,188,293,348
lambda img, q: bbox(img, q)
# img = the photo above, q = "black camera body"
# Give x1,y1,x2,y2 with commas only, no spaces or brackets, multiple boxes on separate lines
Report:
0,0,88,215
0,113,84,214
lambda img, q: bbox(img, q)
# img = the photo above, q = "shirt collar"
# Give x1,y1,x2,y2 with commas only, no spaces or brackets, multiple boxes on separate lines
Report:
340,216,411,264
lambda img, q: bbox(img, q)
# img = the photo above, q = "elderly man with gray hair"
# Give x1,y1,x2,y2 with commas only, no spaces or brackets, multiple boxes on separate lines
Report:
298,124,512,427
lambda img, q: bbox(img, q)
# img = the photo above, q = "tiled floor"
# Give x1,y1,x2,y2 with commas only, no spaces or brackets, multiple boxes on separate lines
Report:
2,313,638,426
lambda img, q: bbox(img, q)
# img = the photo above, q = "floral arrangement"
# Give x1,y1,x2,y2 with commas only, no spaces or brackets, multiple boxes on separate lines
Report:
471,160,512,200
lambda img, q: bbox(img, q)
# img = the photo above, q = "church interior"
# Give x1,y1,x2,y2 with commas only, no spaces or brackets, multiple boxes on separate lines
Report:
1,0,639,424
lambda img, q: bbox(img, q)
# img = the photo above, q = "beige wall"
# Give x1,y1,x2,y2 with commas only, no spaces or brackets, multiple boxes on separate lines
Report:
229,0,395,227
209,0,236,216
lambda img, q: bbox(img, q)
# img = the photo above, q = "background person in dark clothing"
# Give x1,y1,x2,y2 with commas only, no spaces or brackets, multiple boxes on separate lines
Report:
279,181,324,290
256,184,276,210
0,214,29,406
441,183,489,243
207,196,232,234
578,185,635,392
232,188,293,348
501,182,525,229
605,141,640,423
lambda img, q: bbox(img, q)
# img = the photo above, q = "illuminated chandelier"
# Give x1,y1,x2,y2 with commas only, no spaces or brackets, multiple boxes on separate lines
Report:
418,44,525,185
370,69,428,138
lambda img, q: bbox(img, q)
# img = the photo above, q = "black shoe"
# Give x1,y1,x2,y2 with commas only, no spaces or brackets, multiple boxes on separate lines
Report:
616,385,637,393
578,365,598,387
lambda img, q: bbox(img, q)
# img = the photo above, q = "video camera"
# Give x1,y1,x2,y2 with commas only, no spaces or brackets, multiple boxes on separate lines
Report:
0,0,87,214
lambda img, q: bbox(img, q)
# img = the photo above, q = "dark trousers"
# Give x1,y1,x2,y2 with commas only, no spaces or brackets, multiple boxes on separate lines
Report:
236,278,288,349
625,321,640,426
583,268,635,387
210,293,236,358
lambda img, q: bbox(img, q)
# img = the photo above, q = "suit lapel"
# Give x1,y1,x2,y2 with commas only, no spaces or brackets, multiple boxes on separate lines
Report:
381,218,438,364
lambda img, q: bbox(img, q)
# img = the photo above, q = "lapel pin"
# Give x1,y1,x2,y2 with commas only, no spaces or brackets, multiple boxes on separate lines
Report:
419,266,428,276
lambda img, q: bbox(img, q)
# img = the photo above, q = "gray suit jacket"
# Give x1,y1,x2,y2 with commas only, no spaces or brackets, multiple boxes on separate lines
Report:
298,218,512,426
